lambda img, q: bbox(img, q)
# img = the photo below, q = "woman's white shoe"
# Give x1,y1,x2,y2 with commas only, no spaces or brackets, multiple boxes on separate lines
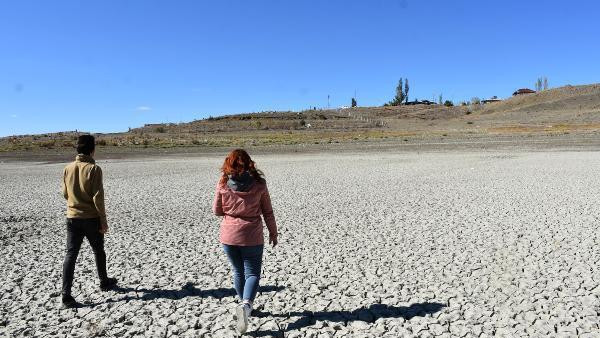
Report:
235,304,249,334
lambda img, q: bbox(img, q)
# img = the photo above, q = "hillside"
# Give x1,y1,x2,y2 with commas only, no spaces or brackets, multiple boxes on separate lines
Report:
1,84,599,153
472,84,600,130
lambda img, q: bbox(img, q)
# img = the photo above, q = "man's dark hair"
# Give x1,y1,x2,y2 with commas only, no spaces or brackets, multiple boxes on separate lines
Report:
77,135,95,155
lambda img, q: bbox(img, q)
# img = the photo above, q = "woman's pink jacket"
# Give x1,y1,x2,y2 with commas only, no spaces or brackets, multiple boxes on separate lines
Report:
212,180,277,246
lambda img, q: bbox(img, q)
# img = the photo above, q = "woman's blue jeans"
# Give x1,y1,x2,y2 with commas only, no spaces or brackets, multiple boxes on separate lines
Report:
222,244,264,302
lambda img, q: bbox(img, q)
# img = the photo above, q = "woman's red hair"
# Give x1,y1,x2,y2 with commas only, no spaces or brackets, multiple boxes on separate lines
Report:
220,149,265,185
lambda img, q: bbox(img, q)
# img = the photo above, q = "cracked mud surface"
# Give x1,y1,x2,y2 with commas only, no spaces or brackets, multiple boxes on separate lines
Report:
1,151,599,337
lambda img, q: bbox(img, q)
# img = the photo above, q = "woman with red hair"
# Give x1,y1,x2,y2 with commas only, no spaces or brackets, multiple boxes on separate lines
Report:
212,149,278,334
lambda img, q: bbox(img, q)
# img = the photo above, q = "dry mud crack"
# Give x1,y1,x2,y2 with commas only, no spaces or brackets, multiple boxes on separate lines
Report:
1,151,599,337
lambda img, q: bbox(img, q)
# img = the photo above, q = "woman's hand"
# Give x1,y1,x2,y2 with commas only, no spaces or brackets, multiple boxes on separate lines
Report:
269,232,278,247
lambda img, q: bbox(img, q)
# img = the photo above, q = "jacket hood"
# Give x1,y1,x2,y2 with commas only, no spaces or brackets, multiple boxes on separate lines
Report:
76,154,95,164
227,171,255,192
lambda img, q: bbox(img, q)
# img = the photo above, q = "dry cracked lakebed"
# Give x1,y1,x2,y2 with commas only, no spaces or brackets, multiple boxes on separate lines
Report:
1,151,599,337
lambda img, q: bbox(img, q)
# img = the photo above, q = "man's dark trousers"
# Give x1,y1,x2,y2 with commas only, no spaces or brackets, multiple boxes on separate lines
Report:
62,218,108,296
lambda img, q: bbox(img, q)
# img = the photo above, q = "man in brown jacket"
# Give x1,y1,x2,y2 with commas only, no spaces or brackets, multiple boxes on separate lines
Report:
61,135,117,308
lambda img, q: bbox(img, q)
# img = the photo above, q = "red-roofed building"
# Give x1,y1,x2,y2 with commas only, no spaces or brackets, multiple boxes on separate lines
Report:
512,88,536,96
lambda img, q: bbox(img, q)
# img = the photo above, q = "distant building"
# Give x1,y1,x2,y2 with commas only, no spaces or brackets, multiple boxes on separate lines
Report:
512,88,536,96
405,99,436,106
482,96,502,104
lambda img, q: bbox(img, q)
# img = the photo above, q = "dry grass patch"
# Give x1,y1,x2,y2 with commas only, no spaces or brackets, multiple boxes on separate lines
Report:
488,123,600,135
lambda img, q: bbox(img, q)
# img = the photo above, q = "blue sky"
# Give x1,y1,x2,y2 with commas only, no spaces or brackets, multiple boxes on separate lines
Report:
1,0,599,136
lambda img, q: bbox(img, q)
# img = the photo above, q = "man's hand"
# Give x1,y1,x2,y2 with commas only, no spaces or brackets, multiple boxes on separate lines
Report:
100,222,109,234
269,232,278,247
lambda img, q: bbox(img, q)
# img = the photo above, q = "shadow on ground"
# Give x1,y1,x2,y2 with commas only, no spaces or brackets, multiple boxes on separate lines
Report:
247,302,446,337
88,282,285,304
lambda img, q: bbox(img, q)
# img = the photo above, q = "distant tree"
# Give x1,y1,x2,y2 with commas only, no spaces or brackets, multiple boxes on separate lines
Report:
394,78,405,105
535,77,543,91
396,78,403,101
543,77,548,90
471,97,481,105
351,97,357,107
386,78,405,106
444,100,454,107
404,79,410,103
438,94,443,105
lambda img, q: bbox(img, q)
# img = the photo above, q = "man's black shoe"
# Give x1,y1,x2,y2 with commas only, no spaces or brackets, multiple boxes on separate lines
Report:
100,277,118,291
62,295,80,309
